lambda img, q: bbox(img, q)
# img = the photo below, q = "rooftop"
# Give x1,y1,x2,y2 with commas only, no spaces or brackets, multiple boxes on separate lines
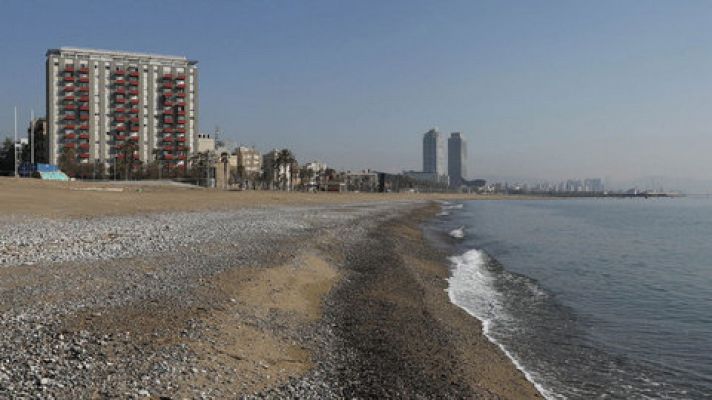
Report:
46,47,198,65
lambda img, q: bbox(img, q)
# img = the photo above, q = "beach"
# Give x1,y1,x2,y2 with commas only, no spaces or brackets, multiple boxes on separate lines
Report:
0,178,538,398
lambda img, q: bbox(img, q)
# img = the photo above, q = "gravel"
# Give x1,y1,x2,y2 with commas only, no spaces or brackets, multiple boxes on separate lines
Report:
0,202,423,399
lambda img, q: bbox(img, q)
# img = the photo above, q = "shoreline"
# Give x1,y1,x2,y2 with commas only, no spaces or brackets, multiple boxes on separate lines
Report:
0,199,540,398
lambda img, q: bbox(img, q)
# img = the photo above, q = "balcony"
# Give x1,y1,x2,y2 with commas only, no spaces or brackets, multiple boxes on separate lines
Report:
116,154,125,160
128,80,139,86
129,71,139,77
177,75,186,80
163,128,174,133
176,128,186,134
178,155,187,160
164,118,174,124
63,95,75,101
130,126,140,132
115,69,126,75
64,115,76,121
115,116,126,122
164,154,175,160
163,137,174,143
64,65,75,72
164,100,173,107
64,125,76,130
162,82,172,89
79,133,90,140
176,92,186,98
79,153,90,159
129,135,139,141
78,77,89,83
63,86,76,92
176,137,186,142
115,78,126,85
115,98,126,104
130,108,139,114
64,104,77,110
78,125,89,131
163,109,173,115
116,126,127,132
78,86,90,92
163,145,175,151
129,89,139,95
115,107,126,113
79,115,90,121
176,83,185,89
129,99,139,105
130,117,139,123
79,143,90,150
64,76,75,82
80,105,89,111
64,133,77,139
176,110,186,116
79,67,89,73
116,135,127,141
64,143,76,149
116,87,126,94
163,74,173,80
176,101,186,107
79,96,89,102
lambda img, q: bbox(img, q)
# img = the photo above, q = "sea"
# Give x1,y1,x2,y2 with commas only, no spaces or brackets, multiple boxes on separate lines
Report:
427,198,712,399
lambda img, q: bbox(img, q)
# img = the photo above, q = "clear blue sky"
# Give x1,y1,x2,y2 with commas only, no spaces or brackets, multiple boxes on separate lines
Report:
1,0,711,187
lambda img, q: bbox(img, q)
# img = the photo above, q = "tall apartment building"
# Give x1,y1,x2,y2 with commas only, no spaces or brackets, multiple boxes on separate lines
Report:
46,48,198,168
422,128,445,176
448,132,467,187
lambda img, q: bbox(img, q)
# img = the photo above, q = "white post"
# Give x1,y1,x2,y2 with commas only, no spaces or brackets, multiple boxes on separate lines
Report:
14,107,18,177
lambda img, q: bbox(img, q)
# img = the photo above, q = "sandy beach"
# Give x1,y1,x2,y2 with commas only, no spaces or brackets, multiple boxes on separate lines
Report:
0,178,538,398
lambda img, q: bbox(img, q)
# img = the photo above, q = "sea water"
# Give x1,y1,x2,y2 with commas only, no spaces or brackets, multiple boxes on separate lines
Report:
429,198,712,399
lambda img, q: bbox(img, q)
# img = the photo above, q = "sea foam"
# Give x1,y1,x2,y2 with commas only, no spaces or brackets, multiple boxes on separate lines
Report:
447,249,558,399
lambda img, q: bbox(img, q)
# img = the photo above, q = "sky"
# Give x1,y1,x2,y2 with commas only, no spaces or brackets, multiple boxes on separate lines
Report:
1,0,712,189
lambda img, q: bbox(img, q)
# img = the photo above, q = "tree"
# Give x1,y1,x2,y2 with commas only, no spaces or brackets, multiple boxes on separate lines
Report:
58,147,79,177
0,138,14,176
274,149,296,191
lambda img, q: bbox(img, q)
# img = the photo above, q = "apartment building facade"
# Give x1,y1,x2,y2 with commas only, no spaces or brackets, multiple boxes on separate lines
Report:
46,47,198,168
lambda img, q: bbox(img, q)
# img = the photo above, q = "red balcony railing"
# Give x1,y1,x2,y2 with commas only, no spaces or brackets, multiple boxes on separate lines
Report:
64,65,75,72
130,117,139,123
79,96,89,102
63,95,75,101
79,143,90,150
115,69,126,75
64,124,76,130
176,110,186,116
176,101,186,107
79,133,90,140
164,100,173,107
64,133,77,139
176,92,186,98
64,115,76,121
64,143,76,149
163,137,174,142
116,126,127,132
115,107,126,113
64,104,77,110
164,118,174,124
115,98,126,104
80,105,89,111
177,75,186,80
129,89,139,95
130,126,140,132
78,87,89,92
128,80,139,86
79,67,89,73
176,83,185,89
63,86,76,92
130,108,139,114
79,115,89,121
129,71,139,77
116,154,125,160
129,99,139,105
79,77,89,83
116,87,126,94
129,135,139,141
163,128,174,133
178,155,187,160
176,137,186,142
162,82,172,89
116,134,127,140
176,128,186,133
163,74,173,80
164,154,175,160
115,78,126,84
115,116,126,122
64,76,75,82
163,145,174,151
79,153,90,159
78,125,89,131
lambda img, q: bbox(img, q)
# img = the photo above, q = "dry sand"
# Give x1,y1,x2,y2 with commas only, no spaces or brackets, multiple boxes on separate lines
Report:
0,177,507,218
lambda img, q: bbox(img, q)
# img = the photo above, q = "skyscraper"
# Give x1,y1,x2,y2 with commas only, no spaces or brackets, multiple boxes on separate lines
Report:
46,47,199,168
422,128,445,176
448,132,467,187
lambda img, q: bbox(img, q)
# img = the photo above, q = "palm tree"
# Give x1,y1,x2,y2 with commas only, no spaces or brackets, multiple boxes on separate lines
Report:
274,149,296,191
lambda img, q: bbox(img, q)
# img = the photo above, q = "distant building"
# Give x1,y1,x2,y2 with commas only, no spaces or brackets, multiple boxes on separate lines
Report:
262,149,296,189
344,170,379,192
27,118,49,164
422,128,445,176
403,170,449,185
235,146,262,175
584,178,604,192
46,47,199,168
197,133,215,153
448,132,467,187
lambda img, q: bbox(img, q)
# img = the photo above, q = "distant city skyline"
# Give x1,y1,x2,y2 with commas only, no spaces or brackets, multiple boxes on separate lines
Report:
2,1,712,189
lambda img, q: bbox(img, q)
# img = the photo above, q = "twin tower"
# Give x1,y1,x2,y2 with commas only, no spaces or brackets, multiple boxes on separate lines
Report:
423,128,467,187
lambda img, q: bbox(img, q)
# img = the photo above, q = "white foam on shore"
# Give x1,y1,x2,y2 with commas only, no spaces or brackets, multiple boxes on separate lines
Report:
447,249,559,400
442,203,464,210
449,226,465,238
